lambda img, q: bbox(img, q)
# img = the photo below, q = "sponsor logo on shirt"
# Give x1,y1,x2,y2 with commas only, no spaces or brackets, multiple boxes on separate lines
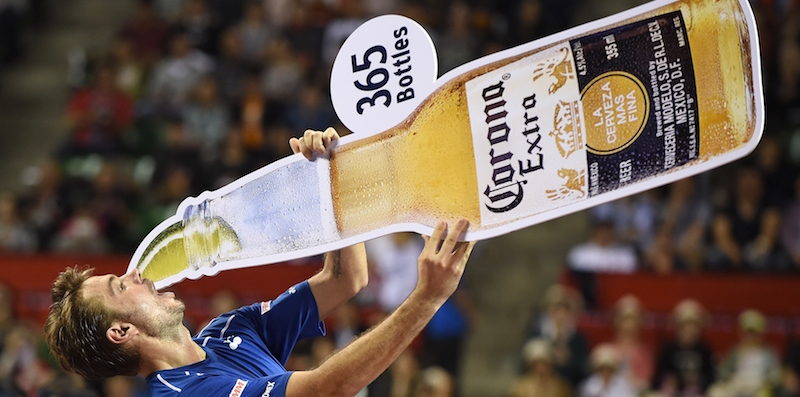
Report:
261,301,272,315
261,381,275,397
228,379,248,397
224,336,243,350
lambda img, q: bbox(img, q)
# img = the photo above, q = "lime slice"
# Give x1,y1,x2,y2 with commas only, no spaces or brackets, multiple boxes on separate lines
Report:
137,221,188,282
136,218,242,283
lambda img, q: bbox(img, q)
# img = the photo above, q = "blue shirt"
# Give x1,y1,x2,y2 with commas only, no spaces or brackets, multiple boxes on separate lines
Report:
147,281,324,397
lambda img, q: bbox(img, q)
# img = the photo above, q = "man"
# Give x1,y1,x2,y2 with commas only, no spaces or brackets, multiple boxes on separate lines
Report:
44,128,475,396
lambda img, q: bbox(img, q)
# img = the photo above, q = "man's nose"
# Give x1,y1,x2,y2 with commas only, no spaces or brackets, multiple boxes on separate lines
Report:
124,269,143,284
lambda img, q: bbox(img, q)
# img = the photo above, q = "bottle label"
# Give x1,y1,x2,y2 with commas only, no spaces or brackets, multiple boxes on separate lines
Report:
466,11,699,228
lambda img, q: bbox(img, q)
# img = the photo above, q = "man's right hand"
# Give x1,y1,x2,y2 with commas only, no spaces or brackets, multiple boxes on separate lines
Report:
413,219,475,307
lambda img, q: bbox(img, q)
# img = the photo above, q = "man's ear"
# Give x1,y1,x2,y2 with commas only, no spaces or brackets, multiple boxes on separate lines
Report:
106,321,137,345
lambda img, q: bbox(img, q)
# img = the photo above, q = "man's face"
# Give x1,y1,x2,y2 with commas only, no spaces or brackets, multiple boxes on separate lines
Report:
82,269,185,338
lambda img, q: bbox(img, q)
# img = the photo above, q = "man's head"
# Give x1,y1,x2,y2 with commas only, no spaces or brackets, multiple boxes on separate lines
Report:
44,267,185,379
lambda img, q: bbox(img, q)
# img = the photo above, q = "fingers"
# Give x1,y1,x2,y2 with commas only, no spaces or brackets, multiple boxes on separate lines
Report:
323,127,339,147
289,138,301,154
453,241,476,266
291,128,339,159
423,221,447,255
440,219,469,255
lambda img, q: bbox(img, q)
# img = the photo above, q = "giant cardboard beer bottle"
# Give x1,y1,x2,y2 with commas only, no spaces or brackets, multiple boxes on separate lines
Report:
131,0,763,288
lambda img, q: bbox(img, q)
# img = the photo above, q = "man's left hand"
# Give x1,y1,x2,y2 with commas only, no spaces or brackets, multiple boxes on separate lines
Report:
289,127,339,160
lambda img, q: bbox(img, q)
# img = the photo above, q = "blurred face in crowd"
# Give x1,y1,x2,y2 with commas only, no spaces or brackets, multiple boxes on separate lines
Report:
170,34,192,58
549,302,575,330
592,223,616,247
530,359,553,377
740,329,763,347
736,167,763,204
676,320,702,347
195,78,219,105
616,314,641,338
0,194,16,222
597,365,616,383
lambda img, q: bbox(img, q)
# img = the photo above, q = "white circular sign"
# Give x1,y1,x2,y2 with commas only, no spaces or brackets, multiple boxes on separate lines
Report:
330,15,438,135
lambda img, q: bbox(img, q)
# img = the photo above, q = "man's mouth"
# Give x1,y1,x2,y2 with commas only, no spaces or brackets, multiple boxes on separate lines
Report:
147,278,175,298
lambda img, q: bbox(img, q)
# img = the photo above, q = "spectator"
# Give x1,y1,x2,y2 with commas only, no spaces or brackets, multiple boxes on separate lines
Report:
205,128,252,189
567,221,637,307
0,0,23,65
780,173,800,270
711,310,782,396
436,2,480,73
567,221,638,274
237,0,276,65
284,83,336,133
119,0,170,67
610,295,654,392
330,301,363,351
214,27,247,105
154,0,186,22
110,36,147,100
653,177,711,272
652,299,716,396
18,160,66,249
579,343,636,397
365,232,423,312
175,0,221,57
181,75,231,160
509,338,573,397
413,366,455,397
85,163,137,251
321,0,367,66
509,0,545,45
62,61,135,157
0,193,38,252
50,206,110,254
0,284,17,352
754,135,795,208
422,286,474,377
778,342,800,397
146,29,215,116
590,191,659,252
709,166,791,271
261,36,306,103
529,284,590,388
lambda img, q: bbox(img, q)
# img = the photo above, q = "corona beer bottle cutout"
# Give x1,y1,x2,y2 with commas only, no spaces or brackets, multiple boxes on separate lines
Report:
129,0,764,289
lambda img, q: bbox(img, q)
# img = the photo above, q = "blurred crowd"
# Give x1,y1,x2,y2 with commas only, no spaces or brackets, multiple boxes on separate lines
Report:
510,285,800,397
2,0,800,396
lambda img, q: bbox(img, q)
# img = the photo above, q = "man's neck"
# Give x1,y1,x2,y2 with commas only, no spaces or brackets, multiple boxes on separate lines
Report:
140,327,207,377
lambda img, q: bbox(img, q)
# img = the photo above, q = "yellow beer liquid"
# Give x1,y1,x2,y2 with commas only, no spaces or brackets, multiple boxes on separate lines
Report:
331,0,755,235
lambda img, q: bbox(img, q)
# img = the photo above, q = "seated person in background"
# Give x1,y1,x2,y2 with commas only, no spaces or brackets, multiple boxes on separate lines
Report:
579,343,636,397
610,295,654,392
652,299,716,396
778,342,800,397
529,284,590,387
710,309,782,397
709,165,791,272
509,338,573,397
413,366,455,397
567,221,637,307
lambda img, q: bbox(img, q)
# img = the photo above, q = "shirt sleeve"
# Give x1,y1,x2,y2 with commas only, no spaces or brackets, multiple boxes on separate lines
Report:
179,373,292,397
243,280,326,364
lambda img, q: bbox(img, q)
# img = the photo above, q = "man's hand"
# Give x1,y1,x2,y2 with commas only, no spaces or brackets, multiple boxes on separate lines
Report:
414,219,475,307
289,127,339,159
